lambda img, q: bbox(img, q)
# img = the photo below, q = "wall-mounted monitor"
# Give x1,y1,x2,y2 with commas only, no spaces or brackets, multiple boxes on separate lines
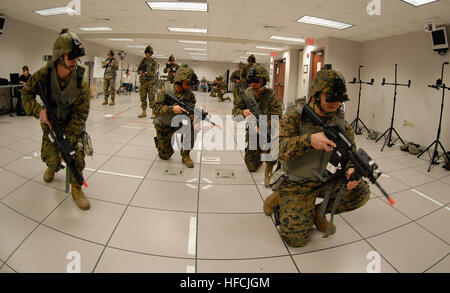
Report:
431,27,448,51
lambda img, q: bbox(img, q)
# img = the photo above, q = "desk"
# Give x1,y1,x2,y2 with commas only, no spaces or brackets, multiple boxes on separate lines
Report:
0,84,25,115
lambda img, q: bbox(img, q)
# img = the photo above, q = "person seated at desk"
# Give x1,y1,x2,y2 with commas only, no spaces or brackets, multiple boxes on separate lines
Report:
19,66,31,85
199,76,209,92
122,69,133,94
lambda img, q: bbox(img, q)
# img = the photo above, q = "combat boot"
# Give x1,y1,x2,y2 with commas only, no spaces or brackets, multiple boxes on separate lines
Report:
314,203,336,235
71,184,90,210
109,101,115,106
102,100,108,105
138,109,147,118
182,150,194,168
264,163,274,188
43,167,55,183
263,191,279,216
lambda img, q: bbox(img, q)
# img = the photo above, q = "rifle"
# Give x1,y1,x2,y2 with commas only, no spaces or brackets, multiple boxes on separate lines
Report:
36,80,88,188
302,104,394,205
237,85,272,145
165,93,221,129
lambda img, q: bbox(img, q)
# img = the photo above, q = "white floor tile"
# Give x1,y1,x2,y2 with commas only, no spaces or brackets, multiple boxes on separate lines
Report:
197,257,299,273
0,169,28,200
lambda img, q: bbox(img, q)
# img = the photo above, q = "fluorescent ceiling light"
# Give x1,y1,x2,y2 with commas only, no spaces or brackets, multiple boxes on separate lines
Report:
35,7,77,16
178,40,208,44
79,27,112,31
401,0,438,6
255,46,284,51
297,16,352,30
168,27,207,34
153,54,166,58
147,1,208,12
270,35,305,43
108,38,134,41
246,52,270,56
184,48,207,51
189,52,207,56
126,45,146,48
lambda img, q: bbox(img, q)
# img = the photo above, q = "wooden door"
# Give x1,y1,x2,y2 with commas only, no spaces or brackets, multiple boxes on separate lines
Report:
274,59,286,103
311,50,324,82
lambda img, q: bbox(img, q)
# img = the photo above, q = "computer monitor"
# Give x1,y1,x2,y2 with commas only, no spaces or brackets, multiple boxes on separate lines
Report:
10,73,20,85
431,27,449,51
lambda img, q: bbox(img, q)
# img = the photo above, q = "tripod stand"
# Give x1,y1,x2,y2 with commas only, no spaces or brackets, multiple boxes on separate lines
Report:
376,64,411,152
348,65,374,135
417,62,450,172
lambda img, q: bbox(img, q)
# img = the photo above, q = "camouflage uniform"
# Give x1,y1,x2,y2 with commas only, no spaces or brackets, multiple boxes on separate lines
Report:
138,51,158,111
153,68,197,162
230,62,244,99
275,69,370,247
21,30,90,192
241,55,256,89
215,76,230,102
232,65,282,172
163,55,180,83
102,51,118,104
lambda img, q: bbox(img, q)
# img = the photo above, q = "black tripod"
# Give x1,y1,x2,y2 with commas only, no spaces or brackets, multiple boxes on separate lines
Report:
376,64,411,152
348,65,374,135
417,62,450,172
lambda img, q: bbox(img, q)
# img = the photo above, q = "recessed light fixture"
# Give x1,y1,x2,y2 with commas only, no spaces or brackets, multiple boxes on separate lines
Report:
246,52,270,56
168,27,207,34
401,0,438,6
35,7,77,16
108,38,134,41
178,40,208,44
255,46,284,51
269,35,305,43
184,48,207,51
147,1,208,12
126,45,146,48
297,16,352,30
79,27,112,31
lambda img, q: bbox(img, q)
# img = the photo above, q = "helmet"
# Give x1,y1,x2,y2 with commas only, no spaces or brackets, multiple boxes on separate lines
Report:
53,28,85,61
145,45,153,54
310,69,349,103
217,75,224,81
169,55,175,62
238,62,245,69
174,66,196,84
247,54,256,63
248,64,270,84
108,50,114,56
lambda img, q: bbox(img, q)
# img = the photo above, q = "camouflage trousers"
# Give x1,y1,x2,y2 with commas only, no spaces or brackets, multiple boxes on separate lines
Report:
103,78,116,102
154,124,196,160
140,80,156,110
40,124,85,185
278,179,370,247
245,129,276,172
209,88,223,98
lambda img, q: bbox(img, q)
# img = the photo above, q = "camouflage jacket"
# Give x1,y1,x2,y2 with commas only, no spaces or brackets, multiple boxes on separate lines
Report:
230,70,241,83
241,64,251,89
153,86,196,121
102,58,119,79
138,57,158,81
21,63,90,145
232,88,282,126
278,104,355,162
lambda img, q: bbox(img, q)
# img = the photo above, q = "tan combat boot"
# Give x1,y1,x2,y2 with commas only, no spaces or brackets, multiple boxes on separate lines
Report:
263,191,279,216
138,109,147,118
181,150,194,168
102,100,108,105
264,163,274,188
43,168,55,183
314,203,336,235
71,184,90,210
109,101,115,105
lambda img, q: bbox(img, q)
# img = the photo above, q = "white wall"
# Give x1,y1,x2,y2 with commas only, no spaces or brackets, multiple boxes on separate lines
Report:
281,49,300,109
360,30,450,148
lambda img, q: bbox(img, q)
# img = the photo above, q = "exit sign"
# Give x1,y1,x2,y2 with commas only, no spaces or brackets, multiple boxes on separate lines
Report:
307,38,314,46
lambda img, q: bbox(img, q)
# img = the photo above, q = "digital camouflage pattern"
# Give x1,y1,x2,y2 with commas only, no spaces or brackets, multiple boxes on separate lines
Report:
230,69,241,99
138,57,158,110
251,64,270,82
310,69,347,98
21,63,90,184
153,86,197,159
52,31,84,61
174,67,194,83
232,88,282,171
103,77,116,102
278,179,370,247
277,104,370,247
164,62,179,83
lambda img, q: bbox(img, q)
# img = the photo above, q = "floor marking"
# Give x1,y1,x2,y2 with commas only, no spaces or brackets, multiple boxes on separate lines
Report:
22,157,32,160
411,189,448,211
97,170,144,179
187,217,197,256
84,168,96,172
186,184,197,189
202,178,213,184
119,126,144,130
202,185,213,190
